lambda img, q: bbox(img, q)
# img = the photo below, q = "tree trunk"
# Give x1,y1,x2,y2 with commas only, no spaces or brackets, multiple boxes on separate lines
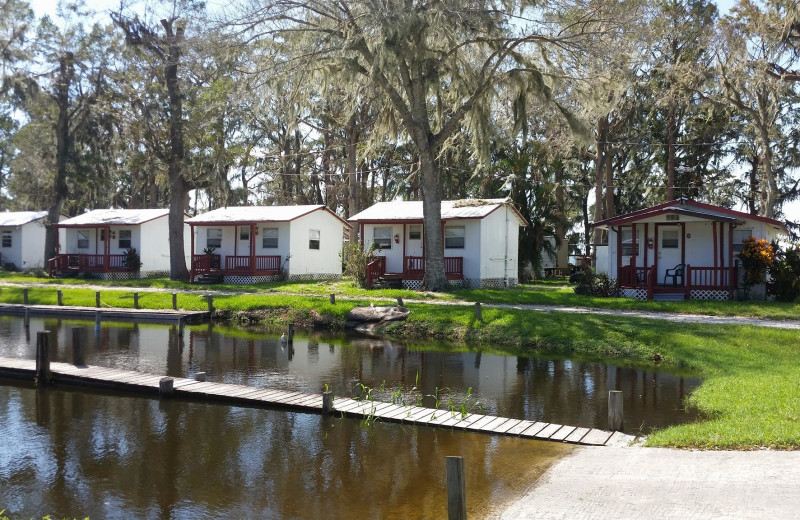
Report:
163,20,189,281
554,162,569,268
666,105,676,201
419,151,448,291
757,91,777,219
44,52,75,265
346,113,358,218
591,116,609,248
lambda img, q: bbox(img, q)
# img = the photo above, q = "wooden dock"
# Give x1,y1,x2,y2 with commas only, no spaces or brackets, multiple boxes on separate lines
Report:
0,356,637,447
0,303,209,323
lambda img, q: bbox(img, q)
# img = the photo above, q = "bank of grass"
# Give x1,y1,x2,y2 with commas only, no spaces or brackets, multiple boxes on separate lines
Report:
2,283,800,448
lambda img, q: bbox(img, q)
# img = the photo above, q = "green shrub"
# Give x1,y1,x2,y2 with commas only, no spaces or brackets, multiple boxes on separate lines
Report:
768,244,800,302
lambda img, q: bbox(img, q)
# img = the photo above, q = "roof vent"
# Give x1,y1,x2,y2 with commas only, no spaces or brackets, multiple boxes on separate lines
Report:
666,214,680,221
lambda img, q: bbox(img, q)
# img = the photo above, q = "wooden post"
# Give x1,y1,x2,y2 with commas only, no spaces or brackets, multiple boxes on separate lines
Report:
95,291,101,308
446,456,467,520
24,308,30,329
207,295,214,313
35,331,51,386
609,390,624,432
159,377,174,398
474,302,483,322
133,292,139,309
72,327,84,366
195,371,206,382
172,292,177,310
329,293,335,304
288,322,295,343
322,391,333,413
57,290,63,306
23,288,28,305
352,380,363,399
397,297,404,307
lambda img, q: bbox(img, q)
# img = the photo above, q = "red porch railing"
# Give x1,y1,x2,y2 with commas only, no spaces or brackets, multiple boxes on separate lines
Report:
403,256,464,280
618,264,649,287
48,254,131,276
618,263,737,300
686,266,734,289
192,254,281,281
444,257,464,280
366,256,386,289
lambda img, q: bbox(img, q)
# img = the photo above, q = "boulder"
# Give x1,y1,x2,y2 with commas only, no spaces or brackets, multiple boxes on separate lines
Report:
345,305,410,332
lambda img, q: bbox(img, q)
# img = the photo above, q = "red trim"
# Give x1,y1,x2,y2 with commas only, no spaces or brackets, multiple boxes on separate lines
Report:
644,223,648,268
680,222,686,266
631,224,637,269
616,226,622,273
402,223,407,275
712,222,718,269
728,224,734,295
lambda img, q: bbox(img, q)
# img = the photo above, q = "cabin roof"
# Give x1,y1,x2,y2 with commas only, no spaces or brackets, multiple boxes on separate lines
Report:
58,208,172,227
0,210,50,227
187,205,351,228
348,199,528,226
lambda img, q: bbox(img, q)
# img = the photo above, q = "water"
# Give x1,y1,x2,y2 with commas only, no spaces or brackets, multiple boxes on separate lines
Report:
0,316,703,517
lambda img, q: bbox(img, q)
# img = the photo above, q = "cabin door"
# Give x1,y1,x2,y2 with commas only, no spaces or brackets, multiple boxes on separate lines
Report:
237,226,252,256
656,225,682,285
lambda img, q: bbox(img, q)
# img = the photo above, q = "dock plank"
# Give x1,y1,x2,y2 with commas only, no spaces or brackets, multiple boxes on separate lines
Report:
519,422,550,438
579,429,613,446
549,425,576,442
563,427,591,444
495,419,522,434
605,431,638,447
534,423,564,439
482,417,512,433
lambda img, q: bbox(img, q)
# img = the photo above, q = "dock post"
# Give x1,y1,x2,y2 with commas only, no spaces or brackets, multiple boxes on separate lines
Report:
397,297,404,307
352,381,363,399
57,290,63,306
322,391,334,414
474,302,483,322
72,327,85,366
24,308,30,329
172,292,177,310
35,331,51,386
133,292,139,309
23,288,28,305
207,295,214,313
288,322,295,343
159,377,174,398
178,318,185,337
195,371,206,382
96,291,100,308
609,390,624,432
329,293,335,304
446,456,467,520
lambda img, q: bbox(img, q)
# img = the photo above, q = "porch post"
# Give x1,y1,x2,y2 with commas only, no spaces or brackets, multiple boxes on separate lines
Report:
680,222,686,267
190,224,195,282
728,223,734,297
402,223,407,275
616,226,622,274
712,221,718,287
250,223,256,275
359,223,364,247
631,224,637,270
643,223,648,273
104,226,110,272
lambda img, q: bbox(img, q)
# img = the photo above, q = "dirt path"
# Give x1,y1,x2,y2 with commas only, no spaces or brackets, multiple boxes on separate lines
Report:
2,281,799,330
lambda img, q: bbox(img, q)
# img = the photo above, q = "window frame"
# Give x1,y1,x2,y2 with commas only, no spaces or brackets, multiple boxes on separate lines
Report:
620,227,641,257
239,226,250,241
408,224,422,240
309,229,320,250
207,228,222,249
372,226,392,250
733,229,753,254
661,229,679,249
118,229,132,250
262,227,279,249
1,230,11,248
444,226,465,249
77,230,89,249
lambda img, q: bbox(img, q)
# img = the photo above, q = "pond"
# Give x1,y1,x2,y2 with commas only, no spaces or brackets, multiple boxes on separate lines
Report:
0,316,703,517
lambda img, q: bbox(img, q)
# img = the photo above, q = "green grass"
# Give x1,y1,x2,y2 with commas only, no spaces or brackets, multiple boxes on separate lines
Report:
3,279,800,448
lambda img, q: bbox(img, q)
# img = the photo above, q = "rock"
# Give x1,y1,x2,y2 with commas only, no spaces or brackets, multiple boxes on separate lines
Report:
345,305,410,331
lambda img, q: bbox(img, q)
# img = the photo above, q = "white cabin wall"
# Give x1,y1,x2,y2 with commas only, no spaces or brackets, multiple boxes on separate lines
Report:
255,222,291,267
362,223,405,273
477,208,520,284
0,226,22,268
449,219,480,282
139,218,177,272
288,212,344,276
20,220,48,269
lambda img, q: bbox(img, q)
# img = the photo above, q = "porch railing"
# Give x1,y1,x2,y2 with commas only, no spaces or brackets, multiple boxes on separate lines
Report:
444,257,464,279
224,255,282,272
686,266,734,289
48,254,130,276
366,256,386,289
618,263,649,287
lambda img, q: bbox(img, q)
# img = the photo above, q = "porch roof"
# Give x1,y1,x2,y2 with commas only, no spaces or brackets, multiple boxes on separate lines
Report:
0,210,49,227
348,198,528,226
186,205,351,228
592,198,789,234
57,208,173,227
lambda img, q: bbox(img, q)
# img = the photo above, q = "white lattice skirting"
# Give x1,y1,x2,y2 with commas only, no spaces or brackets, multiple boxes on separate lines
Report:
224,275,280,284
95,272,139,281
402,279,424,290
621,288,647,300
287,273,342,282
690,289,732,301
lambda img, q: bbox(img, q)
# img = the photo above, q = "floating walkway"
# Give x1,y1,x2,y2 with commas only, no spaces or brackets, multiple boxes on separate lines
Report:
0,303,209,323
0,356,637,447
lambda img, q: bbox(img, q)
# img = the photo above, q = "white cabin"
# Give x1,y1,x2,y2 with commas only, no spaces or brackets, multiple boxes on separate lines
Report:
186,205,350,283
0,211,65,270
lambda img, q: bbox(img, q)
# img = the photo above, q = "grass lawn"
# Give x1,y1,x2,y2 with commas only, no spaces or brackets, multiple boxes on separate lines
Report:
1,280,800,448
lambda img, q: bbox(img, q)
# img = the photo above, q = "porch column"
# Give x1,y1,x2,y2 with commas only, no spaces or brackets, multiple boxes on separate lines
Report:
631,224,637,270
643,223,648,271
728,223,734,296
104,226,110,271
190,224,195,282
250,223,256,275
680,222,686,267
402,223,407,275
616,226,622,274
359,223,364,247
712,221,718,287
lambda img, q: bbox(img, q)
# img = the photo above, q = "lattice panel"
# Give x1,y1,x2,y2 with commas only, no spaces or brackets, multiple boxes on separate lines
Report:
402,279,424,290
621,288,647,300
96,272,138,281
224,275,280,284
287,273,341,282
690,290,731,301
142,270,169,279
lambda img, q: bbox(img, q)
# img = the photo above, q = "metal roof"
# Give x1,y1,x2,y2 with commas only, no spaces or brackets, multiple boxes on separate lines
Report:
349,199,527,225
0,211,49,227
59,208,171,227
187,205,350,227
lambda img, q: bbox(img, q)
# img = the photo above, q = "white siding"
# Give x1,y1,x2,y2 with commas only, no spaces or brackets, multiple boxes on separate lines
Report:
362,223,406,273
0,226,22,268
478,206,520,283
255,222,291,266
139,217,187,273
19,220,49,269
288,211,345,276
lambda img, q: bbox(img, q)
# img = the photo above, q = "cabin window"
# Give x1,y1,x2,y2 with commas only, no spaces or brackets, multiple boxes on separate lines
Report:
309,229,320,250
733,229,753,254
100,229,105,242
373,227,392,250
207,228,222,249
239,226,250,241
1,230,11,248
621,228,641,256
661,229,679,249
77,230,89,249
445,226,465,249
118,230,132,249
262,227,278,248
408,225,422,240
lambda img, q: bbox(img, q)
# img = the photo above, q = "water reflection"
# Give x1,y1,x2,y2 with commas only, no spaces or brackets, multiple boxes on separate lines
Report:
0,383,570,518
0,316,702,434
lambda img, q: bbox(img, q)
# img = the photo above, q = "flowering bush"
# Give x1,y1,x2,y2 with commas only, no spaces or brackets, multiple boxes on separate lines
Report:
767,245,800,302
738,236,775,292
